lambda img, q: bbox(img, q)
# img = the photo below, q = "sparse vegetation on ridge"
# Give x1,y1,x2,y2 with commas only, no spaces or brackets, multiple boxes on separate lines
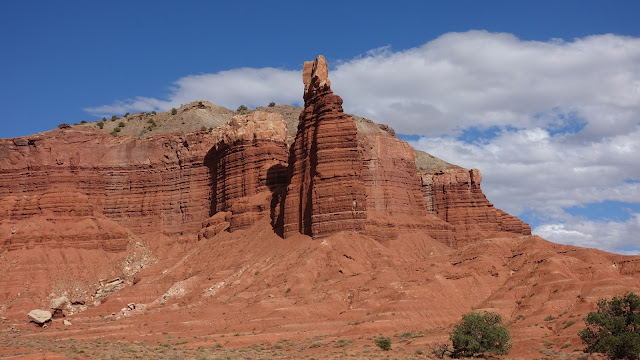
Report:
374,336,391,351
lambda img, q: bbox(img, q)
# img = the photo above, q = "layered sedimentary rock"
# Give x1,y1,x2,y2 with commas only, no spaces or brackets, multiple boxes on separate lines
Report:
355,117,454,241
0,128,218,244
206,111,288,233
283,56,367,238
420,168,532,240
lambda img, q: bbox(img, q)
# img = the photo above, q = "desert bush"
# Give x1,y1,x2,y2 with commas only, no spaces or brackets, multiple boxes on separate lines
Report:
450,311,512,357
579,292,640,360
124,112,130,117
268,101,275,107
113,127,121,133
58,123,71,129
111,115,117,121
80,120,87,124
564,319,576,328
374,336,391,351
118,122,125,128
97,121,104,129
171,108,177,115
151,111,157,115
237,105,248,112
430,342,450,358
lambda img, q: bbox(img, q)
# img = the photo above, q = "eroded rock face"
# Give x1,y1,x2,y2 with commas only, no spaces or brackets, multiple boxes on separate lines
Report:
0,129,218,240
207,111,289,232
283,56,367,238
420,168,531,246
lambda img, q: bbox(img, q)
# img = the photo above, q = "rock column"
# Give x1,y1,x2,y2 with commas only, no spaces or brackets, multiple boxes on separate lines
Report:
283,56,367,238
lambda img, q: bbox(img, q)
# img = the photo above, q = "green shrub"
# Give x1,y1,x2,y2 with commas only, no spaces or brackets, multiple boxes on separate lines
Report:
579,292,640,360
151,110,157,115
374,336,391,351
80,120,87,124
450,312,512,357
171,108,177,115
564,319,576,328
268,101,276,107
97,121,104,129
542,338,554,348
111,115,117,121
102,117,107,121
113,127,121,133
430,343,449,358
124,112,130,117
118,122,125,128
200,126,207,131
237,104,248,112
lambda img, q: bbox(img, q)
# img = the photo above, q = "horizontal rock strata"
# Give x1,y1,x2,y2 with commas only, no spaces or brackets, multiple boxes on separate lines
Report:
420,168,531,245
207,111,288,232
283,56,367,238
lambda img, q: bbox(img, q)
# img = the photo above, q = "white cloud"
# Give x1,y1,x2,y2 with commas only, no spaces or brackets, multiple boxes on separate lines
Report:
85,67,301,116
408,127,640,254
534,214,640,255
85,31,640,254
331,31,640,138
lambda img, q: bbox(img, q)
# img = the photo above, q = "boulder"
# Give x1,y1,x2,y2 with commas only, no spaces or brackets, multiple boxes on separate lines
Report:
49,295,69,310
27,309,52,325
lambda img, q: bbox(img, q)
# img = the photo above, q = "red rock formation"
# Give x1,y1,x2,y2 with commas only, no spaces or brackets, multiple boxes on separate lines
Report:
356,118,454,241
0,129,217,240
207,111,288,232
283,56,367,238
0,128,216,316
420,167,532,245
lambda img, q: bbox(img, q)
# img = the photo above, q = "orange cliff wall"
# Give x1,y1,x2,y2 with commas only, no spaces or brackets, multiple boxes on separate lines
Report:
206,111,289,233
283,56,367,238
0,129,218,246
420,167,532,242
356,120,455,242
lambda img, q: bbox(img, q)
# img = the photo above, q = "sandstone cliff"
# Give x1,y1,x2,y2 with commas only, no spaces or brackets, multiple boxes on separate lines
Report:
420,167,531,246
204,111,288,234
283,56,367,238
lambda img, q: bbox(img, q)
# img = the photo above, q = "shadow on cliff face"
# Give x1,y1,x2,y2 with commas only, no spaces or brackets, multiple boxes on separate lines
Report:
267,163,287,237
204,146,219,217
205,145,288,237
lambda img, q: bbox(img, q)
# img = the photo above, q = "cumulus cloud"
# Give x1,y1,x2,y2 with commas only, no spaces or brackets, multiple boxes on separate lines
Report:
534,214,640,255
85,31,640,254
85,67,301,116
332,31,640,137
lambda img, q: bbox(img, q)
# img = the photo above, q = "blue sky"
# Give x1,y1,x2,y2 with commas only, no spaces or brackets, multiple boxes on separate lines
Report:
1,1,639,253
